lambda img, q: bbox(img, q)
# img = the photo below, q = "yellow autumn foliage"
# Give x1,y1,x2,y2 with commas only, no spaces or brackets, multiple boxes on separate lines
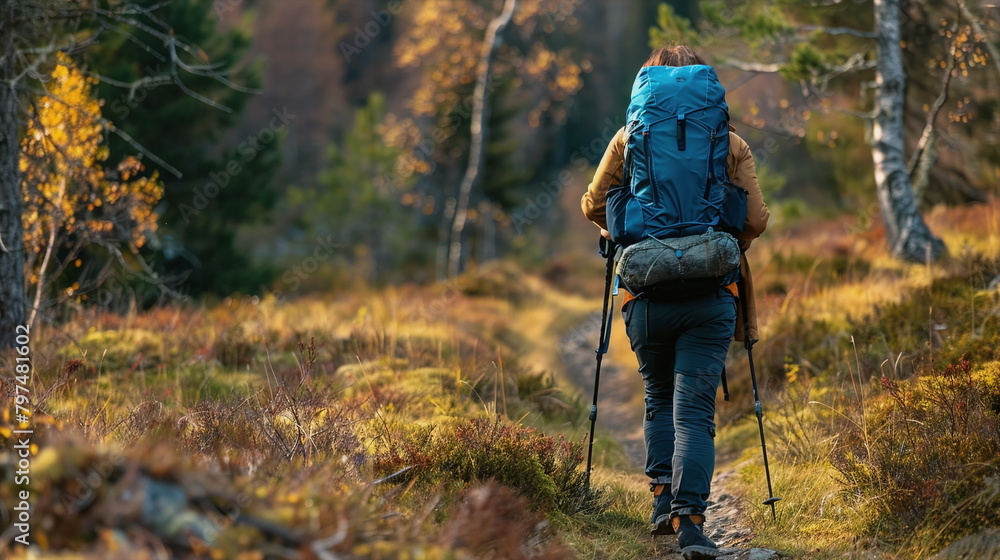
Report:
19,53,163,287
386,0,586,167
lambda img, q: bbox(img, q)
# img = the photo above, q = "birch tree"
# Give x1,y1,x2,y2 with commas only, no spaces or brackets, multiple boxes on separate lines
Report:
448,0,518,279
388,0,585,278
871,0,946,262
20,55,163,328
666,0,999,262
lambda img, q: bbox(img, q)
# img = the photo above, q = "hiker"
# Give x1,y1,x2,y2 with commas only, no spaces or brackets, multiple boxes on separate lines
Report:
581,45,770,555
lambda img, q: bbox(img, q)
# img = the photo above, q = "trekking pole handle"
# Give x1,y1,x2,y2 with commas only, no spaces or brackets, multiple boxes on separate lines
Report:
599,236,617,259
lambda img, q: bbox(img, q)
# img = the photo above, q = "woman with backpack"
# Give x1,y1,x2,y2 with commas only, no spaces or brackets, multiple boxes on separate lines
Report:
581,45,770,559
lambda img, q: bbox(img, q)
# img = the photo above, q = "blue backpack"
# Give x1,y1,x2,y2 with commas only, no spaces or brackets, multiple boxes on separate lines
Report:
607,65,747,247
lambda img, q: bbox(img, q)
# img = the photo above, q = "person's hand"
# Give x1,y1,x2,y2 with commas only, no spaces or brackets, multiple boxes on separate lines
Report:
600,228,612,240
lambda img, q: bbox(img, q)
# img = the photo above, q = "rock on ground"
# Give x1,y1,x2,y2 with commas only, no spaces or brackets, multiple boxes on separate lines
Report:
929,529,1000,560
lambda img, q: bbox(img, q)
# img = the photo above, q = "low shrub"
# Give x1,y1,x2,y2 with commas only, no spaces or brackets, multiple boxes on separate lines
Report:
832,356,1000,552
376,416,599,516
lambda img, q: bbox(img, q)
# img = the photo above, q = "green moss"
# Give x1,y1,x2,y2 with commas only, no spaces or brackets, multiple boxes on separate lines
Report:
62,328,166,372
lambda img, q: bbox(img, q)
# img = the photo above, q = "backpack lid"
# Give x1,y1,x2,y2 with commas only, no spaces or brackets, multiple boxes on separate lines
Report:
627,65,729,125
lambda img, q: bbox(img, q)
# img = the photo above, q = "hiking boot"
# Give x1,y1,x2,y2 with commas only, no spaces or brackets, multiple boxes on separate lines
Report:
671,515,719,559
649,484,673,535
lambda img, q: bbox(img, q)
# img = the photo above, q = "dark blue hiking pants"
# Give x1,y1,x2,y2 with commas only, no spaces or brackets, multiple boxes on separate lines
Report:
622,290,736,517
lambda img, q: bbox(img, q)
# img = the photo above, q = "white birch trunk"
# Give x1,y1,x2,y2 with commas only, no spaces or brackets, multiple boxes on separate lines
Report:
446,0,517,279
872,0,946,262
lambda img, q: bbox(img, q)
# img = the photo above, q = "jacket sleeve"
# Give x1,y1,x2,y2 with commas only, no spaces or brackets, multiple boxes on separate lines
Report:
727,132,770,244
727,131,769,343
581,127,627,230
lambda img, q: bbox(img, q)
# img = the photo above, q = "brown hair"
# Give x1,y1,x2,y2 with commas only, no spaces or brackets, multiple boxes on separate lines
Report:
642,45,706,68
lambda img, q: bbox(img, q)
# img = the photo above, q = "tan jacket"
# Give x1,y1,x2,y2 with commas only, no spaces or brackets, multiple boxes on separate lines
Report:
581,126,770,342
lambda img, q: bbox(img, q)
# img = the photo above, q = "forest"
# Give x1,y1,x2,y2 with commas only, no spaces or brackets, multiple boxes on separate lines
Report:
1,1,999,559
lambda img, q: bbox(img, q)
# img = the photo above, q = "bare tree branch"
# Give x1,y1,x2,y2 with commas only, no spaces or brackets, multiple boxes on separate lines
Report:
908,22,958,178
724,71,764,93
105,24,169,63
719,58,782,73
172,57,261,95
95,73,175,100
819,51,878,90
101,118,184,178
93,7,252,104
93,8,174,42
836,107,880,119
4,5,94,27
28,175,65,328
722,53,874,86
800,24,878,38
18,26,106,55
20,83,186,181
99,240,189,302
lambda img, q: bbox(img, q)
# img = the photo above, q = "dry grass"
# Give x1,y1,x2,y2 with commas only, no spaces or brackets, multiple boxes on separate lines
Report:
712,199,1000,559
2,200,999,559
0,263,607,559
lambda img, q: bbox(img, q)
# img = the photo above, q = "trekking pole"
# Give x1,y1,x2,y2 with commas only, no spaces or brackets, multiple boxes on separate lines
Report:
737,278,781,520
585,236,617,489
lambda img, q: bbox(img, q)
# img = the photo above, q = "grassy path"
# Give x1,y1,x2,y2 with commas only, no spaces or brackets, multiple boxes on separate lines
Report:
560,313,774,559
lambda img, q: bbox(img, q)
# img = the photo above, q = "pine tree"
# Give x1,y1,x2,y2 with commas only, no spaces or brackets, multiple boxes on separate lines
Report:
83,0,279,296
285,93,414,288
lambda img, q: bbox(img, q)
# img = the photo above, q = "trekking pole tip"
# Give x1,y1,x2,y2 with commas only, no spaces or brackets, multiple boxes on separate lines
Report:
763,497,781,521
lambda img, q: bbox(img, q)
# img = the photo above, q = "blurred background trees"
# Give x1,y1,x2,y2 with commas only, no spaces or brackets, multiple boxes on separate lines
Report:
3,0,999,323
1,0,278,340
83,0,280,298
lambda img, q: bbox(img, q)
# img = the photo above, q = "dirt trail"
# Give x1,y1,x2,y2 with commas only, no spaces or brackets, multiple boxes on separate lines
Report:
560,313,775,560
